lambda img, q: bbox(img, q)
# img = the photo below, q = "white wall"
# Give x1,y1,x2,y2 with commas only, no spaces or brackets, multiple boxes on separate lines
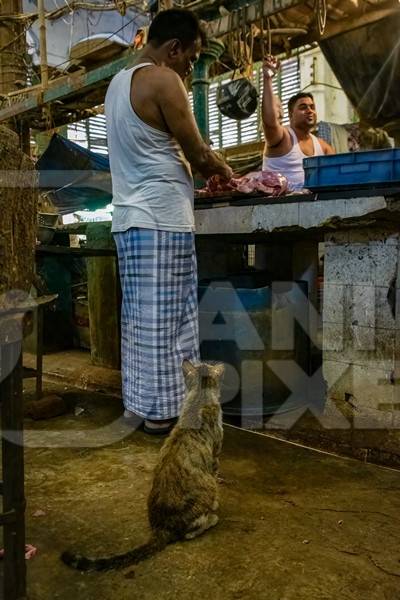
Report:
299,47,355,124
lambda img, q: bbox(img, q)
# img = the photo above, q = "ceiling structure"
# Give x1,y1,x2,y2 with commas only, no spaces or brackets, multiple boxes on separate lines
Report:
0,0,398,129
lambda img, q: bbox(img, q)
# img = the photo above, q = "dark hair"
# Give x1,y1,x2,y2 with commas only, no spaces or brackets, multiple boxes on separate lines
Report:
148,9,206,50
288,92,314,115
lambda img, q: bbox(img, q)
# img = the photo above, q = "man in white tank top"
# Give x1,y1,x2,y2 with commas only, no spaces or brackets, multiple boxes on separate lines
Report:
262,55,335,191
106,10,232,434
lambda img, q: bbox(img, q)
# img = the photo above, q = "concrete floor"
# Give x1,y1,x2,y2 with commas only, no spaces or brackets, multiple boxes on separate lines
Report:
23,349,400,468
5,378,400,600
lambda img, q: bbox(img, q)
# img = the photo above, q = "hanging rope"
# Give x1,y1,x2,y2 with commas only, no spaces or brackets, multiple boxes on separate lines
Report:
315,0,327,36
114,0,127,17
259,0,265,58
267,17,272,56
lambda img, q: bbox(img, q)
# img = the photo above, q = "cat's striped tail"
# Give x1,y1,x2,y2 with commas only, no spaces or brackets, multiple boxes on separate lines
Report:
61,531,172,572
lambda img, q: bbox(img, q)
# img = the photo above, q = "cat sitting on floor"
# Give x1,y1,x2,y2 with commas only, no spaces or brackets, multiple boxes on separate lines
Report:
61,360,224,572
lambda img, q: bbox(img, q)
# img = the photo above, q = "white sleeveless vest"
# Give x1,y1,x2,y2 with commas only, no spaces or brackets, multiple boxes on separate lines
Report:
105,63,195,233
262,127,324,191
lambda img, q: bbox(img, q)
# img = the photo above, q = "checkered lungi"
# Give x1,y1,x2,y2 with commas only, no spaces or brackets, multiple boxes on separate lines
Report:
114,227,199,419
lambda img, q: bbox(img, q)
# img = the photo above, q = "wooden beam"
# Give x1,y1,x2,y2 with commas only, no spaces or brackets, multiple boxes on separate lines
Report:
206,0,303,37
86,223,120,370
0,0,303,123
0,0,396,125
37,0,48,89
36,246,116,256
295,1,399,45
0,0,26,94
0,50,132,123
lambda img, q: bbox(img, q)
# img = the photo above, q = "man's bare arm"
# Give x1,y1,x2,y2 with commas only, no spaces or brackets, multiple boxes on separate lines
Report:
157,69,232,180
320,138,335,155
262,56,286,148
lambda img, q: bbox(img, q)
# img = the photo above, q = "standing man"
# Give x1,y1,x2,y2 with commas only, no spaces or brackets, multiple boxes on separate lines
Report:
262,55,334,191
105,9,232,434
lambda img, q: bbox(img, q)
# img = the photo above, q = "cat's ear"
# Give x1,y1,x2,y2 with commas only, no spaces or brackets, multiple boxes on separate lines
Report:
182,360,197,379
212,363,225,379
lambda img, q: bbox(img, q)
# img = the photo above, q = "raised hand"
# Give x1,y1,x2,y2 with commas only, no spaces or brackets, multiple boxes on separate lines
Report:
263,55,280,79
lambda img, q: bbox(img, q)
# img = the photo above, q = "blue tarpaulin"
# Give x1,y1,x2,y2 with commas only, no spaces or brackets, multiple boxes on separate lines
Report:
36,134,112,215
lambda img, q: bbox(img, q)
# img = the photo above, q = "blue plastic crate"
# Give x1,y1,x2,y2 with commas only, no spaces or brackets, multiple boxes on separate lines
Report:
304,148,400,191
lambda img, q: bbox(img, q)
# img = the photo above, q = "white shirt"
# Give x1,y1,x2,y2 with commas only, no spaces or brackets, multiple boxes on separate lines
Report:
105,63,195,233
262,126,324,191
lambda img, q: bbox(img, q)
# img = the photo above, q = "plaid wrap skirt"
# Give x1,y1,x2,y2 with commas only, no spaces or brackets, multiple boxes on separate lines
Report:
114,227,199,419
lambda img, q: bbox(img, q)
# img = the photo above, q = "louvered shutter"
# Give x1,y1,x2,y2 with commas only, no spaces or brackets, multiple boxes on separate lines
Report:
68,57,300,153
68,112,108,155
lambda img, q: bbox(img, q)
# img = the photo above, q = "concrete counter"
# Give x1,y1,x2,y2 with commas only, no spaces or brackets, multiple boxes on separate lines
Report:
195,194,399,236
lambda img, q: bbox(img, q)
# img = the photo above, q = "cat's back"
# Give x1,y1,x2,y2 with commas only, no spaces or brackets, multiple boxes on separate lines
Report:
153,423,213,476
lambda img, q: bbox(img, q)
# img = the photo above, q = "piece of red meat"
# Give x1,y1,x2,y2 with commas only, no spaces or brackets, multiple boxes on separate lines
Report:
245,171,288,196
230,177,255,194
200,170,288,197
206,174,235,193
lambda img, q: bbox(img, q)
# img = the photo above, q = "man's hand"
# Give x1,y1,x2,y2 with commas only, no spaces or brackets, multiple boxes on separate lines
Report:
263,55,280,79
219,164,233,182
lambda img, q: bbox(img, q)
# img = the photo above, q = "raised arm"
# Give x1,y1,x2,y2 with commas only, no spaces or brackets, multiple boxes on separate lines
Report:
156,68,232,180
262,56,287,148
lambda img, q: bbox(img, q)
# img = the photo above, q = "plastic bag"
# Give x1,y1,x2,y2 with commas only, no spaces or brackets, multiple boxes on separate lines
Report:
216,78,258,120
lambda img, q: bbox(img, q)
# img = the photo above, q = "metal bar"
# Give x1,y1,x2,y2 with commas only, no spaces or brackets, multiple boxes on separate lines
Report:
36,246,116,256
36,306,43,400
1,343,26,600
0,508,17,525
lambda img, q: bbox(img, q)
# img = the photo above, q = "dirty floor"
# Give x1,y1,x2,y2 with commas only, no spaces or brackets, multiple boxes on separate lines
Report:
24,349,400,468
3,380,400,600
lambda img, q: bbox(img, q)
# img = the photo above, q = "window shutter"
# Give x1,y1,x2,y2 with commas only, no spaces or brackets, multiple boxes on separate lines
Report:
68,57,300,153
68,112,107,155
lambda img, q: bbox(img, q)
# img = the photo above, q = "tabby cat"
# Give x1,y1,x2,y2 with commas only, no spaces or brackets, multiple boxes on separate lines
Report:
61,360,224,572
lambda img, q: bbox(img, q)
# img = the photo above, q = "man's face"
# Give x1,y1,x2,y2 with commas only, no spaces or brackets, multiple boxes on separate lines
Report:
290,96,317,130
167,37,202,80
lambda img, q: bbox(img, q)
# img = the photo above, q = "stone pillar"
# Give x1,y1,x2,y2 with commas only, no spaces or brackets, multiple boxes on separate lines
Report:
322,227,400,462
86,222,120,369
192,39,225,141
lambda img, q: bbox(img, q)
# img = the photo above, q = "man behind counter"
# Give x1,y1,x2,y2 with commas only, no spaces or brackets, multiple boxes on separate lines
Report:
262,55,335,191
